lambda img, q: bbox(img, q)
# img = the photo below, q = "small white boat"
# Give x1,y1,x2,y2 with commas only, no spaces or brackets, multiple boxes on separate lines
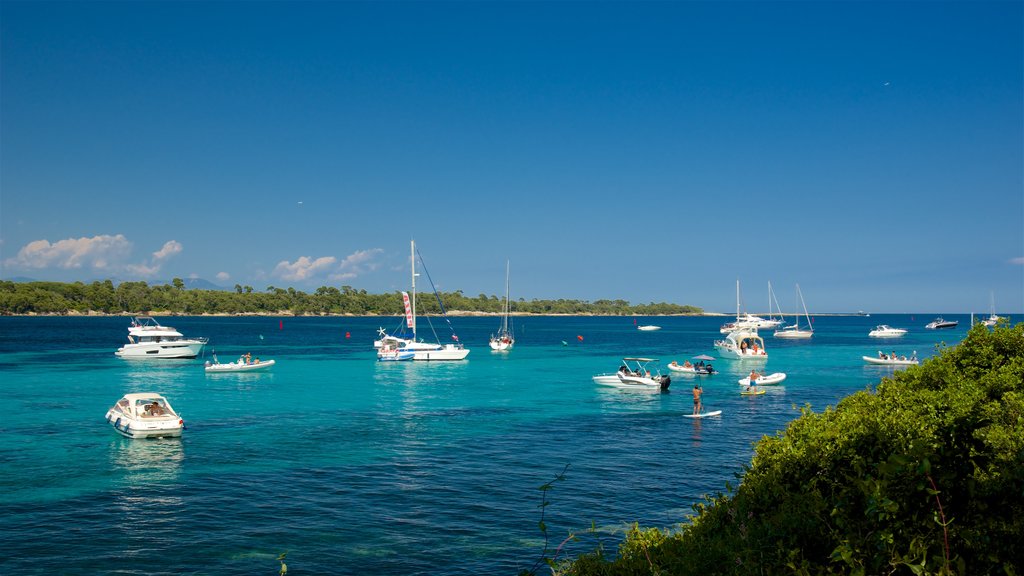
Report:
105,393,184,439
714,329,768,360
774,284,813,339
868,325,908,337
205,357,275,372
592,358,671,390
667,360,716,375
637,325,661,331
863,352,919,366
489,260,516,350
925,317,958,330
982,292,1001,327
737,372,787,386
115,316,208,359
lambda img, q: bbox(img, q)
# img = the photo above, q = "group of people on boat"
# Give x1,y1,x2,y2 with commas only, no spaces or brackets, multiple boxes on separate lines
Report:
669,359,716,373
877,350,915,362
618,364,650,378
739,340,765,356
238,352,261,365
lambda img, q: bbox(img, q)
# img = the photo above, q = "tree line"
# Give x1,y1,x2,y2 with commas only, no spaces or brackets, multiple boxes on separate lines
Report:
0,279,703,316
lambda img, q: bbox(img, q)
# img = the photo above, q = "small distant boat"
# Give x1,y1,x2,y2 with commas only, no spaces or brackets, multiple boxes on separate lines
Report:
637,325,661,331
868,325,908,337
105,393,184,439
489,260,515,350
714,329,768,360
774,284,813,339
115,316,208,359
925,317,958,330
982,292,1001,327
592,358,671,391
737,372,787,386
205,357,276,372
863,352,918,366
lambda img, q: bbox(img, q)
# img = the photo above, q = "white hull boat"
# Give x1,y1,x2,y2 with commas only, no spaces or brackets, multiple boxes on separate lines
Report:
738,372,787,386
714,329,768,360
863,354,918,366
868,325,907,337
105,393,184,439
115,316,207,359
667,360,716,375
637,325,661,331
205,359,275,372
773,284,813,339
376,241,470,361
489,260,516,350
592,358,670,390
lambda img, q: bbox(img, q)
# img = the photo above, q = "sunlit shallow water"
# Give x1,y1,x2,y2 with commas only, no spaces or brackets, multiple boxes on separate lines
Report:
0,314,970,574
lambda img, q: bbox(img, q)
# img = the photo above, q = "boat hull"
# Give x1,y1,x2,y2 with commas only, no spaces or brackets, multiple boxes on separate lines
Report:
738,372,787,386
205,359,275,372
488,339,513,351
116,341,206,359
862,355,919,366
773,329,812,339
105,411,183,439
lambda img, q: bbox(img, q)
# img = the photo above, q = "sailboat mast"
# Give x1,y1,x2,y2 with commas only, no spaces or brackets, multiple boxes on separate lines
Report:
410,240,417,340
735,279,741,321
503,260,510,333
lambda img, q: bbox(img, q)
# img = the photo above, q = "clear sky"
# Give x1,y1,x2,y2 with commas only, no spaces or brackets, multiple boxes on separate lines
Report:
2,1,1022,314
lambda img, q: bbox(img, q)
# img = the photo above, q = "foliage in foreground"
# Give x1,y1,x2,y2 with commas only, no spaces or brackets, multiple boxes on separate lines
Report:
559,323,1024,575
0,279,701,316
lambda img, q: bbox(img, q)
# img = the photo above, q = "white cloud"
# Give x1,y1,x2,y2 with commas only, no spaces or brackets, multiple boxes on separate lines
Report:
5,234,132,270
5,235,182,278
1010,257,1024,265
216,271,231,282
330,248,383,281
273,256,338,282
153,240,183,261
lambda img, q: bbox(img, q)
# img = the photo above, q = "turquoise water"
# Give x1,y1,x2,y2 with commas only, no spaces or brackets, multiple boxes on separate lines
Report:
0,314,972,574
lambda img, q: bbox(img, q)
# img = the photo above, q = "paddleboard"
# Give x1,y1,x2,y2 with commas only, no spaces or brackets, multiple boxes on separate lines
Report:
740,389,767,396
684,410,722,418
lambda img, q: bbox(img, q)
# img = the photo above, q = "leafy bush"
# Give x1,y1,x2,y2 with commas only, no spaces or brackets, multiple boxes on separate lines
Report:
563,322,1024,575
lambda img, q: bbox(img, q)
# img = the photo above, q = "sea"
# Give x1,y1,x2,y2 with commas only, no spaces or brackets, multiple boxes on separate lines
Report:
0,314,974,574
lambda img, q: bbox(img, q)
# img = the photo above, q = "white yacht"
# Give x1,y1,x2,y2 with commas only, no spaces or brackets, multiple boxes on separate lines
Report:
868,325,908,337
719,281,781,333
376,241,470,361
983,292,1001,327
714,329,768,360
114,317,208,359
105,393,184,439
774,284,813,339
925,317,958,330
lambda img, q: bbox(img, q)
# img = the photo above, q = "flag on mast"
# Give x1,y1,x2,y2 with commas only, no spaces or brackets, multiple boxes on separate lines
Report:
402,291,414,328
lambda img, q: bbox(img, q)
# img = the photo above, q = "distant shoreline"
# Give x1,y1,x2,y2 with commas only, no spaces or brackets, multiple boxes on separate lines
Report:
2,310,882,318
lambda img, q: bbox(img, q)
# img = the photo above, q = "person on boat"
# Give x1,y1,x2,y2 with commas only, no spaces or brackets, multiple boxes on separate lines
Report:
891,351,897,362
692,384,703,415
245,352,252,364
683,360,692,368
740,341,748,353
697,360,705,369
878,350,886,359
705,362,714,374
148,402,163,416
669,360,678,367
751,342,759,354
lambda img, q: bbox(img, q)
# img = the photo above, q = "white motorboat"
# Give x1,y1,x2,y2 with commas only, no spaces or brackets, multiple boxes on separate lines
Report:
868,325,908,337
489,260,515,350
925,317,958,330
714,329,768,360
105,393,184,439
667,359,716,375
774,283,813,339
738,372,787,386
863,351,919,366
205,356,275,372
592,358,671,390
115,316,208,359
637,325,662,331
719,281,782,333
376,240,470,361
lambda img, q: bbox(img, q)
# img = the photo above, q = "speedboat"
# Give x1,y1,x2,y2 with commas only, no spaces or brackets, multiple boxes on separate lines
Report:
863,351,919,366
637,325,661,331
115,316,208,359
714,329,768,360
205,356,275,372
738,372,787,386
868,325,908,337
592,358,670,390
105,393,184,439
925,317,958,330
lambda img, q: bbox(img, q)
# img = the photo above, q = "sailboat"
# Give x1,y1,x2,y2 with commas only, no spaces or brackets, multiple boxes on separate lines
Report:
376,240,470,361
489,260,515,350
774,283,813,339
720,280,776,334
983,292,1001,327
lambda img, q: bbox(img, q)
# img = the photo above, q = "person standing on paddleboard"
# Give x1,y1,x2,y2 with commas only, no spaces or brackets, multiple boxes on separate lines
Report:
693,383,703,415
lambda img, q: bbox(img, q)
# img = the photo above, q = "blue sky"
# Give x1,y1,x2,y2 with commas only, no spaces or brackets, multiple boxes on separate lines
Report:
2,1,1021,314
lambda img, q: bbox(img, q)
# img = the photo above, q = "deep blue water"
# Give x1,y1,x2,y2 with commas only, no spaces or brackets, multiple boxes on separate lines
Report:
0,314,973,574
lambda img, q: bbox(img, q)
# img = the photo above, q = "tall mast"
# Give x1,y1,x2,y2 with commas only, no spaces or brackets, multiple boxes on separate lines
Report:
503,260,510,332
410,239,417,339
735,279,741,320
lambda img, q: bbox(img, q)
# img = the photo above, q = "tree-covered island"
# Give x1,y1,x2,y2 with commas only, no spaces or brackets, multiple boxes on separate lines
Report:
0,279,703,316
